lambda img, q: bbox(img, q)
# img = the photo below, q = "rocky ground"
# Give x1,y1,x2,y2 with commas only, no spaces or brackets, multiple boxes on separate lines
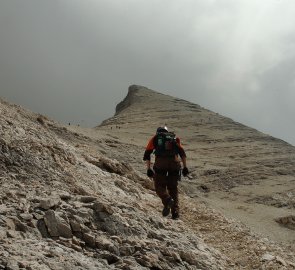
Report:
0,86,295,269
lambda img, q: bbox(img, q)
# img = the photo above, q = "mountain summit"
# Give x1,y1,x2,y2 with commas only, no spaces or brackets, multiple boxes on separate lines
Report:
0,86,294,269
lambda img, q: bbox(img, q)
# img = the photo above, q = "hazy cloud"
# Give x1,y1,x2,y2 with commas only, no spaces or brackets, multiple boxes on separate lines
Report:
0,0,295,145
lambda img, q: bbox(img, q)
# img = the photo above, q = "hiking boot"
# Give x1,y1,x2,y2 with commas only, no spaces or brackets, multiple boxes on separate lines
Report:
172,212,179,220
162,198,174,217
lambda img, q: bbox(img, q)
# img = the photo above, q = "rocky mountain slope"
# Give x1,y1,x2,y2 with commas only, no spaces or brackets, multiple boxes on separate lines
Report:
98,86,295,240
0,86,294,269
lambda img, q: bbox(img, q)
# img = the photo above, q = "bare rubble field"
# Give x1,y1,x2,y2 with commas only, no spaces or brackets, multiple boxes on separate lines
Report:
0,98,227,270
1,87,295,270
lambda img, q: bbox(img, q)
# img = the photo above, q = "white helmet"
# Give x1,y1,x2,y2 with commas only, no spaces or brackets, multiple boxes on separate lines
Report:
156,126,168,133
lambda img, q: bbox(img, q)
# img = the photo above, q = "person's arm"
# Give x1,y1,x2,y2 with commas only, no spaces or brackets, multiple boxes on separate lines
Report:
143,136,155,161
176,137,186,164
143,136,155,177
181,156,187,168
176,137,189,176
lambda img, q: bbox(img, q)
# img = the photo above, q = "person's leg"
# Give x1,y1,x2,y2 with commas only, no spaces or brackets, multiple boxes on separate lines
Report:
153,157,174,216
167,176,179,217
167,165,181,219
154,174,170,206
154,174,174,216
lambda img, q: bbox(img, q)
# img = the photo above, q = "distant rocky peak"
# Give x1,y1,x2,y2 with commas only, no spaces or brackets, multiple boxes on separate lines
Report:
115,85,150,115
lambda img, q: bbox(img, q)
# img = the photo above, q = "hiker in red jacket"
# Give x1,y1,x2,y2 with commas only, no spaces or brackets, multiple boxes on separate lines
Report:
143,126,189,219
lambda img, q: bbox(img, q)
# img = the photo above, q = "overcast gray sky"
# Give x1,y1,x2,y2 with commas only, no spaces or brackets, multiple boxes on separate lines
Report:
1,0,295,145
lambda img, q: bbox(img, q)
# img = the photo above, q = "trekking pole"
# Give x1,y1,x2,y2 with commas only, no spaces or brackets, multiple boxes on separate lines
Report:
183,169,197,180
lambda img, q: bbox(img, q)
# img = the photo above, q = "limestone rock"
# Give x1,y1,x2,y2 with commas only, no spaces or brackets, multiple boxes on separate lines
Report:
275,215,295,230
39,197,61,210
79,196,97,203
19,213,33,221
262,253,275,261
44,210,72,238
83,232,96,248
69,217,81,232
94,202,114,215
0,204,9,214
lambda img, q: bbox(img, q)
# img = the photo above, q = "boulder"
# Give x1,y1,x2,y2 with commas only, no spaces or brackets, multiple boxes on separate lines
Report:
261,253,275,262
44,210,72,238
39,197,61,210
83,232,96,248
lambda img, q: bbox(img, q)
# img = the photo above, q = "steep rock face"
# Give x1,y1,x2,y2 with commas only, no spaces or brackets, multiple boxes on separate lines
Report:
115,85,141,115
115,85,164,115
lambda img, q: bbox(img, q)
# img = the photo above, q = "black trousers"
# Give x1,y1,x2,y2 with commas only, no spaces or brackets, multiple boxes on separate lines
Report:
153,156,181,213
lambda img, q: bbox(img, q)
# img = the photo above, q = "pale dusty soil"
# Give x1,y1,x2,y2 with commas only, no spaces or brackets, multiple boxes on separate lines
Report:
182,175,295,246
201,185,295,245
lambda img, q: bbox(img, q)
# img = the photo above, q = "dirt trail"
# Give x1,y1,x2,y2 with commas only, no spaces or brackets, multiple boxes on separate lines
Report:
181,195,295,269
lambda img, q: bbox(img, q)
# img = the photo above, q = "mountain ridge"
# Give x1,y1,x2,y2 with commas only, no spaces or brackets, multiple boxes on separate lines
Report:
1,86,295,269
97,85,295,245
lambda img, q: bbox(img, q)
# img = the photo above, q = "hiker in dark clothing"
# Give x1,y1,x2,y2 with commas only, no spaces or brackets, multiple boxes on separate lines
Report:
143,126,189,219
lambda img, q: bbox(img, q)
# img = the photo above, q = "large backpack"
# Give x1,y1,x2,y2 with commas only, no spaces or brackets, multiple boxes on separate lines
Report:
154,132,179,157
